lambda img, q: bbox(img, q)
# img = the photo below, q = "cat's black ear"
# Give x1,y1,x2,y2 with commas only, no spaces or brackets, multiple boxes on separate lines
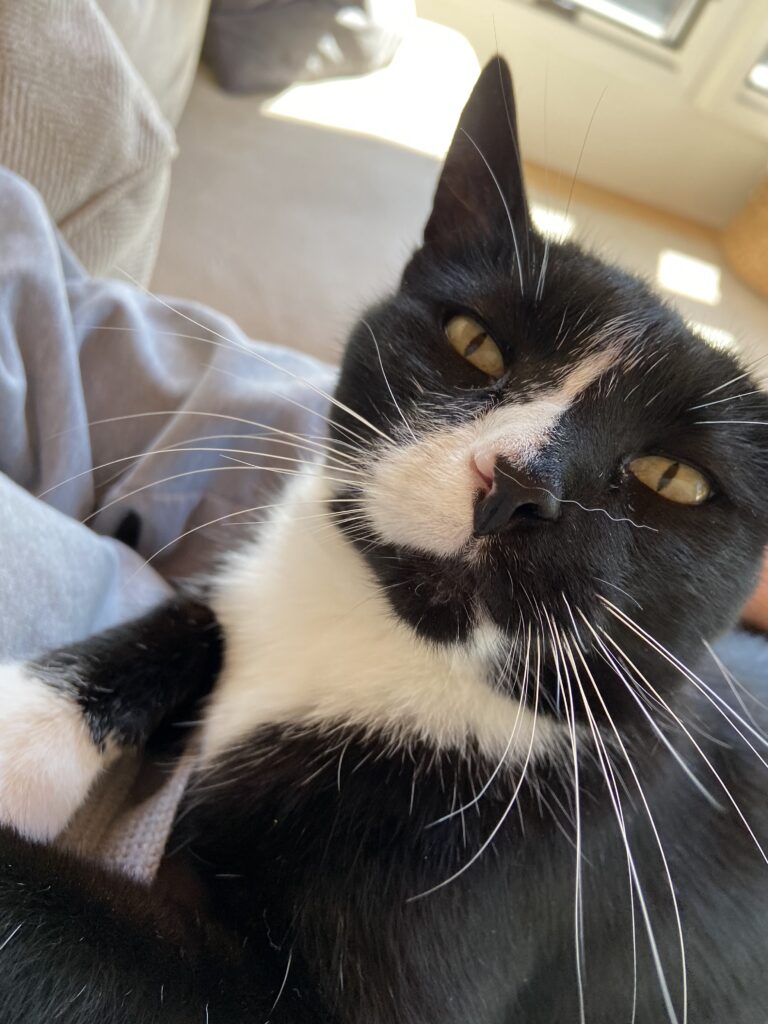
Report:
423,57,530,250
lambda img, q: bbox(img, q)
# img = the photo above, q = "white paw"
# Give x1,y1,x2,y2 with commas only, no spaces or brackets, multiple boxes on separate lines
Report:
0,664,104,841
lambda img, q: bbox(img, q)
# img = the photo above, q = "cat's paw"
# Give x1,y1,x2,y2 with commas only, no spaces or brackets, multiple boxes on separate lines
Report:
0,663,104,841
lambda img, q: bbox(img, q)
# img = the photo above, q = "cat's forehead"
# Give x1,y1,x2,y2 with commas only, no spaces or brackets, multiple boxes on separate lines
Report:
450,242,743,404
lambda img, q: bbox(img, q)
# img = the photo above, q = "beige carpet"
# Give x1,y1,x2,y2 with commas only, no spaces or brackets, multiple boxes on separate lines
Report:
152,71,440,365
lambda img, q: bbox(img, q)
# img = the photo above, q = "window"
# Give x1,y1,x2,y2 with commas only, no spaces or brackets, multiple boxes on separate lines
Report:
657,251,721,306
541,0,710,45
747,45,768,96
530,205,576,240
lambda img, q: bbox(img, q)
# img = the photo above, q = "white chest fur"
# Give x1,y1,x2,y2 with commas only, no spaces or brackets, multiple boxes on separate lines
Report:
201,474,562,766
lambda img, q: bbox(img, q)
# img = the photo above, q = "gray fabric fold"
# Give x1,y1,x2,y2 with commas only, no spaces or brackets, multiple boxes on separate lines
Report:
0,167,337,876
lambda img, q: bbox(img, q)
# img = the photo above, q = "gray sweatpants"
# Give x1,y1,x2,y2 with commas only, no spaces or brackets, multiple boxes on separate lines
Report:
0,166,341,877
0,166,335,662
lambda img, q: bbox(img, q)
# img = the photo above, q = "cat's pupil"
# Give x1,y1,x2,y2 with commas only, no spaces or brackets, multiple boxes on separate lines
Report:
463,333,487,357
628,456,711,505
656,462,680,493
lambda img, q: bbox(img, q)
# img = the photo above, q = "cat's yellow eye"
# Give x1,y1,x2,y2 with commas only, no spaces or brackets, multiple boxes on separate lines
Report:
445,315,505,380
628,456,711,506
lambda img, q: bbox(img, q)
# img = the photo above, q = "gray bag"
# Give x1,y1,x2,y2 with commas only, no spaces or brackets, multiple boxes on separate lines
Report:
203,0,415,94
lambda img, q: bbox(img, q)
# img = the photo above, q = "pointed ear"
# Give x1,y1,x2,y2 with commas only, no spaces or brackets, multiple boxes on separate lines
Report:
423,57,530,250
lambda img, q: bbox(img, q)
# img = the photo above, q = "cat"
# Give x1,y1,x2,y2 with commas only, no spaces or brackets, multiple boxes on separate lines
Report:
2,56,768,1024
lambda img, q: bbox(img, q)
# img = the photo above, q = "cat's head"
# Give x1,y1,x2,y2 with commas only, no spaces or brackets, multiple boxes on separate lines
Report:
330,57,768,715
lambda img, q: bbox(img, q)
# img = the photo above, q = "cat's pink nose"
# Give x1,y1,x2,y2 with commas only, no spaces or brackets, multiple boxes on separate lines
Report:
471,451,496,493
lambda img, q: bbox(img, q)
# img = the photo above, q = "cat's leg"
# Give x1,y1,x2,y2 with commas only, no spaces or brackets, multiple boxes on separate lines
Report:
0,823,267,1024
0,595,222,841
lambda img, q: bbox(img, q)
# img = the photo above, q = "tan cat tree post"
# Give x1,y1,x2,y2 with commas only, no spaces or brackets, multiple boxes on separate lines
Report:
724,179,768,630
723,177,768,300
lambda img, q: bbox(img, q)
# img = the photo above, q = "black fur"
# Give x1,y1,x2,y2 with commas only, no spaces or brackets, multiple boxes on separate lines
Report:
33,597,222,748
113,510,142,550
167,690,768,1023
2,57,768,1024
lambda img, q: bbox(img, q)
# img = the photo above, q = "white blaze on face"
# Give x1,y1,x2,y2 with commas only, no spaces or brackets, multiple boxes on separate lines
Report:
365,348,620,557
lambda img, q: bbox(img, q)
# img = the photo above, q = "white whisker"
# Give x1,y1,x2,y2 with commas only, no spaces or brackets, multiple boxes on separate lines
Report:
361,319,418,443
566,605,687,1024
495,466,656,532
599,599,768,866
543,610,586,1024
82,464,360,527
688,391,763,411
428,624,529,826
407,634,542,902
113,268,392,444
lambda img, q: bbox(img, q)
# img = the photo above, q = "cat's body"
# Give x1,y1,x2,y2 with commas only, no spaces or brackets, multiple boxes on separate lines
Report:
2,58,768,1023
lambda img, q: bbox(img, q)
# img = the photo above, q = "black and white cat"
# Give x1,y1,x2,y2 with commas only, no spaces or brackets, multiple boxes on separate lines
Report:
2,58,768,1024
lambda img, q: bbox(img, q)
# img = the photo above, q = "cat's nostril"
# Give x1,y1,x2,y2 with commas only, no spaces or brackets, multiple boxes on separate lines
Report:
513,502,541,521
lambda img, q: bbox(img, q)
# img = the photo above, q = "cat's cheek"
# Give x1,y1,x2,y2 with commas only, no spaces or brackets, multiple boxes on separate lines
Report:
0,664,106,841
365,437,476,556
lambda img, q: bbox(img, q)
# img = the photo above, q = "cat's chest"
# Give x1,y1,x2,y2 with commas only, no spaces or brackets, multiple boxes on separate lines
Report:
167,729,663,1024
173,729,768,1024
174,725,573,969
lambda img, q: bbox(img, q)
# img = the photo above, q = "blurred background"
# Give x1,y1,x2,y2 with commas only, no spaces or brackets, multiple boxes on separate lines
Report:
7,1,768,369
153,0,768,370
